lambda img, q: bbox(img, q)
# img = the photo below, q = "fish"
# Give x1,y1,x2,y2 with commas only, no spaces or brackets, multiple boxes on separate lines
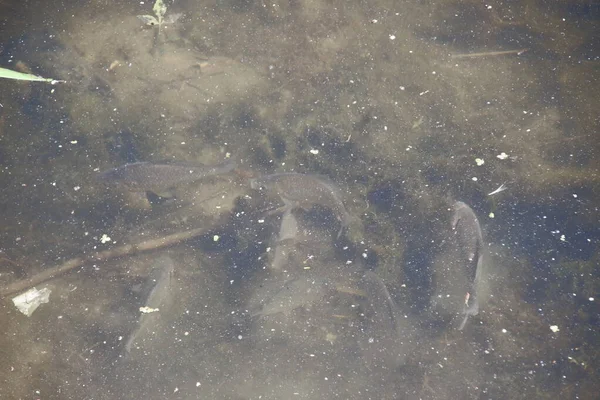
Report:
251,276,328,318
451,201,484,330
250,173,352,238
125,255,175,353
98,158,236,194
359,271,412,369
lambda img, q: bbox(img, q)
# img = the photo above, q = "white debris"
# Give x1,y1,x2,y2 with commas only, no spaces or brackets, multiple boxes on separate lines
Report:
475,158,485,166
489,212,495,218
309,149,319,155
139,306,159,314
389,34,396,40
589,297,594,302
472,177,478,181
550,325,560,333
488,183,507,196
100,234,112,244
12,287,52,317
497,152,509,160
213,235,220,242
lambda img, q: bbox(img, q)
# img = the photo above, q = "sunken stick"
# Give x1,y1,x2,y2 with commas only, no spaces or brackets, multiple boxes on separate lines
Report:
0,227,207,298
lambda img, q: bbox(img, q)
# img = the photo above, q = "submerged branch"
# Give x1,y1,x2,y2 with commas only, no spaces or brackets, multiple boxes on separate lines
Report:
451,48,528,59
0,227,208,298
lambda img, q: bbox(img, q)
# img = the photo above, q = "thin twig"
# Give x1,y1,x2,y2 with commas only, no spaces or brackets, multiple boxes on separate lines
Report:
0,227,208,298
451,48,528,59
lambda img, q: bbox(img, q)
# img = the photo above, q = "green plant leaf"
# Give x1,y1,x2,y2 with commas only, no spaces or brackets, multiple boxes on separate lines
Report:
137,14,159,26
0,66,63,84
153,0,167,24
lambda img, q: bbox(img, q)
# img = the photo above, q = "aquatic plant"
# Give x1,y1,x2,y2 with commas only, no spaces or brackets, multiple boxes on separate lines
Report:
137,0,181,33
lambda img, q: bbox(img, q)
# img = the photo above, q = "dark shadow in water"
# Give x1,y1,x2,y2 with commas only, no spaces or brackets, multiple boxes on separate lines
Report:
490,199,598,306
401,223,437,314
105,129,142,163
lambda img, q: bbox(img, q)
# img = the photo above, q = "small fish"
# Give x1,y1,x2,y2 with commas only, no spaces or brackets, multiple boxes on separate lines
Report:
99,158,236,194
125,255,175,353
250,173,353,238
451,201,484,330
251,276,328,318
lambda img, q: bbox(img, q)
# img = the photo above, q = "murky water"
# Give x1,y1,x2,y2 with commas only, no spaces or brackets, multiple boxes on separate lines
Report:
0,0,598,398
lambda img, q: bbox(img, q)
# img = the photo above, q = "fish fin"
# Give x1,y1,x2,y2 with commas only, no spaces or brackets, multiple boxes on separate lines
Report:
124,191,152,210
458,313,469,330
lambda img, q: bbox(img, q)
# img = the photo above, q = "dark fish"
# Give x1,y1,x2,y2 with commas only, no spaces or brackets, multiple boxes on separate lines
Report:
451,201,484,330
99,158,236,193
250,173,352,238
125,255,175,353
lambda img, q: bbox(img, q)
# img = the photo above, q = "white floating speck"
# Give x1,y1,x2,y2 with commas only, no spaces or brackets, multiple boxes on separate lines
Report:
497,152,508,160
550,325,559,333
560,234,566,242
472,177,478,181
489,212,495,218
589,297,594,302
100,234,112,244
309,149,319,155
70,140,78,144
501,328,507,333
572,193,577,198
196,382,201,387
475,158,485,166
213,235,220,242
73,186,81,191
389,34,396,40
